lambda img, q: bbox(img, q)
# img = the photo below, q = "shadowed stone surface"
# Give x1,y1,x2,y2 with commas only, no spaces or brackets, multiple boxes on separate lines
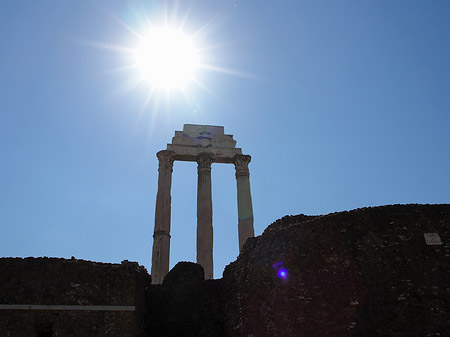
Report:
223,204,450,337
162,261,204,286
1,204,449,336
147,262,225,337
0,257,150,336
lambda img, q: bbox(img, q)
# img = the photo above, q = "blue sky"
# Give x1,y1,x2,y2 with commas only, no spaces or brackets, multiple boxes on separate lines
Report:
1,0,449,278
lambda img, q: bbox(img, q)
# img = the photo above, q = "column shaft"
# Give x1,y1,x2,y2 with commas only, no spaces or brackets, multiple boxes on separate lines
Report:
235,155,255,251
151,150,175,284
197,153,214,279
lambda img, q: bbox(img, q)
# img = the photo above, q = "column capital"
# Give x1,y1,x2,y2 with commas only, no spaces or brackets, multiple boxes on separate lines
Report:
197,153,215,171
234,154,251,177
157,150,175,171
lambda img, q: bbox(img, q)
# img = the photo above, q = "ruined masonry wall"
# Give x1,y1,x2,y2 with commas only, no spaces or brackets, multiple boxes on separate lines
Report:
0,257,151,337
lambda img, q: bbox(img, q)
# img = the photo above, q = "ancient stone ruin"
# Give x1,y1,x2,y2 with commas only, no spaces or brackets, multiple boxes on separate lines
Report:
1,126,450,336
1,204,449,337
151,124,255,284
0,205,450,337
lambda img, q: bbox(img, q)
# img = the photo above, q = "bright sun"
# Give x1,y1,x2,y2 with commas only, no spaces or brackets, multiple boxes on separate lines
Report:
135,27,198,90
96,10,246,110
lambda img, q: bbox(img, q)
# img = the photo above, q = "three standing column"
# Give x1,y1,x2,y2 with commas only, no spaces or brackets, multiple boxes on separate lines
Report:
151,149,255,284
196,153,214,279
151,150,175,284
234,155,255,251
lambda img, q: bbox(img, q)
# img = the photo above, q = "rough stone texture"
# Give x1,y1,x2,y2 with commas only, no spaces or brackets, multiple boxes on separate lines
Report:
1,204,450,336
0,257,151,337
223,204,450,337
1,311,139,337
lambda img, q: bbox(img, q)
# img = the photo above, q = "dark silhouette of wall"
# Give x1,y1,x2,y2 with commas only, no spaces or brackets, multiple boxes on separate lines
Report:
1,204,449,336
0,258,150,336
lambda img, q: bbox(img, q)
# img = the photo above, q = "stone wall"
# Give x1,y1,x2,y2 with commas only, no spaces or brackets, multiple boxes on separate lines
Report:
0,257,151,337
1,204,449,336
223,204,450,336
146,262,225,337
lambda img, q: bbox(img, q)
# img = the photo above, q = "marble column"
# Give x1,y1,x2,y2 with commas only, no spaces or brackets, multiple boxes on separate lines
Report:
234,154,255,251
196,153,214,279
151,150,175,284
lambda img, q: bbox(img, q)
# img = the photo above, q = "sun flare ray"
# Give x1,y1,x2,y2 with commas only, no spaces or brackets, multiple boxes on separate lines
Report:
76,39,136,54
89,2,255,121
191,77,221,100
106,11,142,40
197,63,255,79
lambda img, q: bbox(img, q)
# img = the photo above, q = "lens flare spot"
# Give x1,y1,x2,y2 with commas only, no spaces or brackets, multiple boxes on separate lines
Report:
272,261,288,279
277,268,288,279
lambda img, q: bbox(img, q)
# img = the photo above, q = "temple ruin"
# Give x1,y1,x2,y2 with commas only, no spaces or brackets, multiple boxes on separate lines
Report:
151,124,255,284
